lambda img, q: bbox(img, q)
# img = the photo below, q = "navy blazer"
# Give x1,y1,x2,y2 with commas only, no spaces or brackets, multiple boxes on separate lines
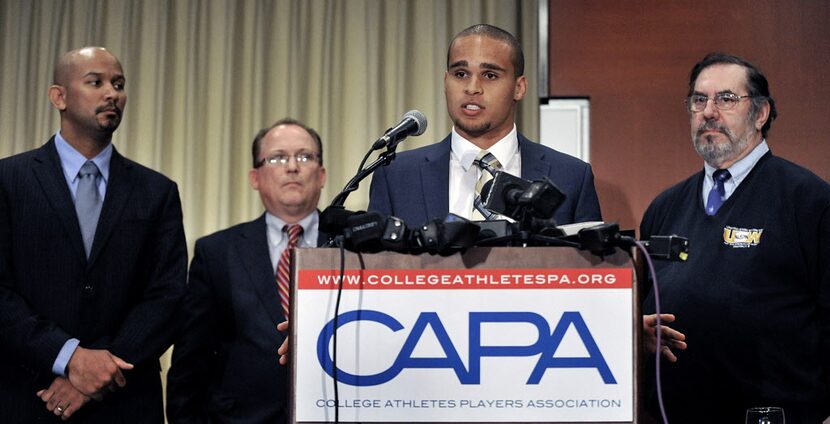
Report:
167,215,327,424
0,139,187,422
368,133,602,226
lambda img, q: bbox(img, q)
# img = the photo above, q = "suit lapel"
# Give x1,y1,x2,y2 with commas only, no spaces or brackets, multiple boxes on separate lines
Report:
519,135,550,181
87,149,133,267
236,216,285,324
420,137,451,220
31,139,87,260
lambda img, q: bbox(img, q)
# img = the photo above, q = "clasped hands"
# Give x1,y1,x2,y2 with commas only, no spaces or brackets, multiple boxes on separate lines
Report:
36,347,134,420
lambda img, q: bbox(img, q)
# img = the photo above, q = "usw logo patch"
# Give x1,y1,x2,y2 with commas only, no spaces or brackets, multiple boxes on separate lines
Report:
723,226,763,248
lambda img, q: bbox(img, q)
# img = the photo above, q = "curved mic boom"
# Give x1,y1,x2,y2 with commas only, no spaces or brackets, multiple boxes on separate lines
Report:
371,110,428,150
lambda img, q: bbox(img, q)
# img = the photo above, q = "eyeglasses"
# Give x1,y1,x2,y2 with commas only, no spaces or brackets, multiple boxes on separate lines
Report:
256,152,320,168
685,93,760,112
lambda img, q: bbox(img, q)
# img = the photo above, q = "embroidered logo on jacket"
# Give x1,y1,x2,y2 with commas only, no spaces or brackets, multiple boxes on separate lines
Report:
722,226,763,248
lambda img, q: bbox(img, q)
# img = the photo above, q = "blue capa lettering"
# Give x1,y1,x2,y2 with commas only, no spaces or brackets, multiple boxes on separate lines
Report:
316,310,616,386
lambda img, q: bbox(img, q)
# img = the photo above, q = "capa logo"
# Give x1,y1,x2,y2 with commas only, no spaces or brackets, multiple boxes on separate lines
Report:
316,310,616,386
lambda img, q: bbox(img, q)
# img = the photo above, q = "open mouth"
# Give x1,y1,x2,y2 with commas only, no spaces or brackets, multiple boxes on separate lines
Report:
461,103,484,116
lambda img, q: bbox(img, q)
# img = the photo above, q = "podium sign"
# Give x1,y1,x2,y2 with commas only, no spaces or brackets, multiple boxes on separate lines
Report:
291,247,638,423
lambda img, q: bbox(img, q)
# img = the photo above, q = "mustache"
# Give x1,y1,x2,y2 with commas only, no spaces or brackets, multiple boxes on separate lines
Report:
696,121,727,137
96,103,122,115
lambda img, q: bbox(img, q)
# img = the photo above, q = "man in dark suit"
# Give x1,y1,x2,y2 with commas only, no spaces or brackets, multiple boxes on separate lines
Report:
369,24,601,226
166,119,327,423
0,47,187,422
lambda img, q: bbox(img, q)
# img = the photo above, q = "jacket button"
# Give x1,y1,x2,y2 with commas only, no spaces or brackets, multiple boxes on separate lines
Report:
83,284,94,295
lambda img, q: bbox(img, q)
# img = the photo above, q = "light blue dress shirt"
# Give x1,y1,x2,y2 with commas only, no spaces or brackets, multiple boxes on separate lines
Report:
702,140,769,208
51,131,113,376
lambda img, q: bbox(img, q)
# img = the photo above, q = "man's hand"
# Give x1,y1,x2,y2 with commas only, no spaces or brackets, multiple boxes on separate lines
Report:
36,376,91,421
643,313,687,362
277,320,289,365
66,347,134,399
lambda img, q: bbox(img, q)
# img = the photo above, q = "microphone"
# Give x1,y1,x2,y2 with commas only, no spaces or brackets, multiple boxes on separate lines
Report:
371,110,427,150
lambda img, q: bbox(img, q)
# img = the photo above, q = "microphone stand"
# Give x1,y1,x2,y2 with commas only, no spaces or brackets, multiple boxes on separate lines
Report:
319,146,398,246
318,144,399,424
329,148,396,208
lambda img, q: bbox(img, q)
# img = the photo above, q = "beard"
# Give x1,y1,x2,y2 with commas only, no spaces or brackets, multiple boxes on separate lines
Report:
95,103,123,132
691,118,753,168
454,118,492,139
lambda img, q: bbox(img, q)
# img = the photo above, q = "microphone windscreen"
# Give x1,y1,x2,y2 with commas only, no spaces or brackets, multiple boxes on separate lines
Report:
403,110,428,136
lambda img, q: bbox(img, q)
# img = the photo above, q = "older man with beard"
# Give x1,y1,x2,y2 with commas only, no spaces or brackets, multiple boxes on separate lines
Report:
640,53,830,423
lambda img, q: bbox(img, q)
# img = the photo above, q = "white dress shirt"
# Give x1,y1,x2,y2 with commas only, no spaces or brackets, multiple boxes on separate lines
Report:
448,125,521,219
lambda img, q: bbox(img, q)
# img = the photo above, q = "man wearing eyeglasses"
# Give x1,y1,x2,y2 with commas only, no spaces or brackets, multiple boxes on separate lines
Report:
640,53,830,422
166,119,327,423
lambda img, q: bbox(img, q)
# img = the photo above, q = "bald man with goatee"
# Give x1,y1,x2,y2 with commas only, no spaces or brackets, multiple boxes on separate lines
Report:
0,47,187,422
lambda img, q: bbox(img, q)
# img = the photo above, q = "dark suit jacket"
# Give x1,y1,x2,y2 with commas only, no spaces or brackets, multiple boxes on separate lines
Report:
166,215,326,424
0,139,187,422
368,133,602,226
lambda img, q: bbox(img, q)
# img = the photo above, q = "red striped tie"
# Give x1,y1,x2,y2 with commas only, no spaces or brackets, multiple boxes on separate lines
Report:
276,224,303,319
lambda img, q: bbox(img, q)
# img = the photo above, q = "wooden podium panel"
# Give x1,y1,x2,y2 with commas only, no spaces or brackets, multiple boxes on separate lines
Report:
290,247,639,423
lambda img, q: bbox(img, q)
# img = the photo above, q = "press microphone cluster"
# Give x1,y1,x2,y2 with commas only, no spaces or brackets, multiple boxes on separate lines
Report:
322,108,689,261
371,110,428,151
321,109,429,241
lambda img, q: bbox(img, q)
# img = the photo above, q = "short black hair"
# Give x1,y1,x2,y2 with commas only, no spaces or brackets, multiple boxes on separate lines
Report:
688,53,777,138
448,24,524,77
251,118,323,168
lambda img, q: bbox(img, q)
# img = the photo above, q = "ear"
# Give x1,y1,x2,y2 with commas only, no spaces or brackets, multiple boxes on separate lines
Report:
248,168,260,191
48,85,67,111
513,76,527,102
317,166,326,190
754,100,771,132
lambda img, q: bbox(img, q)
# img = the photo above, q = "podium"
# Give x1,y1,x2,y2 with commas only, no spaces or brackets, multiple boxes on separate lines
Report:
289,247,640,423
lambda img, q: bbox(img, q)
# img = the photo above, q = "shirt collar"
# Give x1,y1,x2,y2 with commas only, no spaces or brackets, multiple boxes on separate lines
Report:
265,210,319,247
54,131,113,183
703,139,769,185
450,125,519,171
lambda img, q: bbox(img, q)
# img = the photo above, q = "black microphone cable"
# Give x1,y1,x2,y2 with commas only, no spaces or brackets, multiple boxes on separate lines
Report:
331,236,346,424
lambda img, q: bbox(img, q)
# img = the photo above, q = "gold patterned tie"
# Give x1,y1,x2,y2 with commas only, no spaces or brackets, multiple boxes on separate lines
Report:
471,150,502,220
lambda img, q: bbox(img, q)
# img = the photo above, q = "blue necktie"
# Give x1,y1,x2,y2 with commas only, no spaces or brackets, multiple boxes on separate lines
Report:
75,161,102,257
706,169,731,216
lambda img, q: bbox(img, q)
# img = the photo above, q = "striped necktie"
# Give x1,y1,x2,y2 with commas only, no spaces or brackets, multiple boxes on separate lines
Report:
276,224,303,319
471,150,502,220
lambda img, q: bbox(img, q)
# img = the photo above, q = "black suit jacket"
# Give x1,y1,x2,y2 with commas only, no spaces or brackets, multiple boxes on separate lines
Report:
166,215,326,424
0,139,187,423
368,133,602,226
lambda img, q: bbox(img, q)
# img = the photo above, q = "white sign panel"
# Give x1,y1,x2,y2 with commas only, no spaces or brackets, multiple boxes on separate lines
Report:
540,99,591,163
293,267,633,423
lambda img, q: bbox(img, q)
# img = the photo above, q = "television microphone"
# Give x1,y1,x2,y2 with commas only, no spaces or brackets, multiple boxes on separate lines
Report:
371,110,427,150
